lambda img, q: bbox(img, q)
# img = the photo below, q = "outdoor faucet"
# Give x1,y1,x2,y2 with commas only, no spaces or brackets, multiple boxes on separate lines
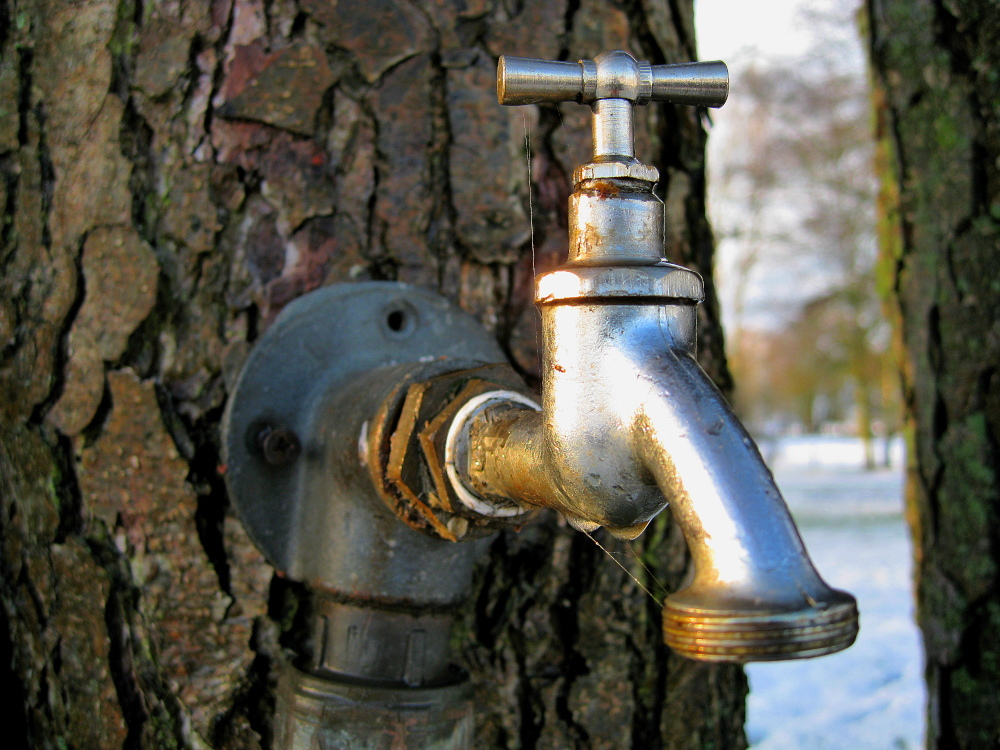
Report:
439,50,858,661
222,49,857,748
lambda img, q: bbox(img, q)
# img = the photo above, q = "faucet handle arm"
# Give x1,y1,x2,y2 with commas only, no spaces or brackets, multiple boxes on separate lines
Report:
497,57,588,105
651,60,729,108
497,52,729,108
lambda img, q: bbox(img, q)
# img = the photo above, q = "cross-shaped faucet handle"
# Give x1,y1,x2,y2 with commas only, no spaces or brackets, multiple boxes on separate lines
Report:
497,51,728,107
498,50,727,168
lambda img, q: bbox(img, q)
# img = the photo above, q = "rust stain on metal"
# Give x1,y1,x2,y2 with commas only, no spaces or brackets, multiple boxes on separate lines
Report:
578,222,602,255
365,379,408,506
388,381,427,476
368,372,460,540
387,381,429,518
396,481,458,542
417,379,495,513
591,180,621,198
418,431,453,513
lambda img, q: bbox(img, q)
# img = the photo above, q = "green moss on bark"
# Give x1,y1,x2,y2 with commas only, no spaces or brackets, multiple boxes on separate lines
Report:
868,0,1000,746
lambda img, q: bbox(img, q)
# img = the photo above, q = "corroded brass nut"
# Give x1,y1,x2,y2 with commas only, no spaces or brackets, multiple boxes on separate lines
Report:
368,362,536,542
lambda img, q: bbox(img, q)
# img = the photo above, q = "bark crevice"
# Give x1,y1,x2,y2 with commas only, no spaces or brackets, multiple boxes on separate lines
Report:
0,2,745,747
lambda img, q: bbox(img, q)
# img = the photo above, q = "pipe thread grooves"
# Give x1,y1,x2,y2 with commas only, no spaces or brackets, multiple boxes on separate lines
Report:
662,599,859,663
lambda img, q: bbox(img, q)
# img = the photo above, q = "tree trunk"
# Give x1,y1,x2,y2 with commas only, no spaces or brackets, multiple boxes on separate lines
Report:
0,1,745,747
867,1,1000,747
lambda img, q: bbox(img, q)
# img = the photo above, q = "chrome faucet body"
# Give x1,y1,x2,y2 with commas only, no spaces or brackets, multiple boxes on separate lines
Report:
450,49,858,659
221,48,857,749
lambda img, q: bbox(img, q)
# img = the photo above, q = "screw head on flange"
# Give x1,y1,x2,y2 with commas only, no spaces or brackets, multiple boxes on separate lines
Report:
255,424,302,466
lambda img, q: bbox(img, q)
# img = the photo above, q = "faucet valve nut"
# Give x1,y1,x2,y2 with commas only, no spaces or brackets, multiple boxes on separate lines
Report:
573,161,659,184
364,362,538,541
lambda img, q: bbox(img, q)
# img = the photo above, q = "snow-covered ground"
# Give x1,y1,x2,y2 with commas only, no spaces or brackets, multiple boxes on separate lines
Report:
745,436,924,750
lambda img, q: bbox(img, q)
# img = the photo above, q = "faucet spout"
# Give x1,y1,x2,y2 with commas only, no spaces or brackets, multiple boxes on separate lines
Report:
632,336,859,662
459,295,858,661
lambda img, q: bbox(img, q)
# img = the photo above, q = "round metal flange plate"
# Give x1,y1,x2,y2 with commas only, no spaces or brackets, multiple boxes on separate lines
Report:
222,282,507,574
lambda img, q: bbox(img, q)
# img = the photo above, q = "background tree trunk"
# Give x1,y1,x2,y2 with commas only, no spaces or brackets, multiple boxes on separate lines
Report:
0,0,744,747
867,1,1000,747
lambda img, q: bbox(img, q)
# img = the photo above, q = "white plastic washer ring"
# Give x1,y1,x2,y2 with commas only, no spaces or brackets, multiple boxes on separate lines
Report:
444,390,541,518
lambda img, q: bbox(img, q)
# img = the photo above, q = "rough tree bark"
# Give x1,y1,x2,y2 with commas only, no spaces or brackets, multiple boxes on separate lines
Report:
867,1,1000,747
0,0,744,747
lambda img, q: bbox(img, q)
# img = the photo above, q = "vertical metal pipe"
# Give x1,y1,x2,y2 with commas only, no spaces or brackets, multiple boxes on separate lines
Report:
591,98,634,159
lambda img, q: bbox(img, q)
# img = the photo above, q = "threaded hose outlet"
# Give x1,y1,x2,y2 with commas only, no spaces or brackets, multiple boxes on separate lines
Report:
662,591,859,663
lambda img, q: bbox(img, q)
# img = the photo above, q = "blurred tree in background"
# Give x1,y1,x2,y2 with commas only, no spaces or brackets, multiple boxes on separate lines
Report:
867,0,1000,746
710,6,899,464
